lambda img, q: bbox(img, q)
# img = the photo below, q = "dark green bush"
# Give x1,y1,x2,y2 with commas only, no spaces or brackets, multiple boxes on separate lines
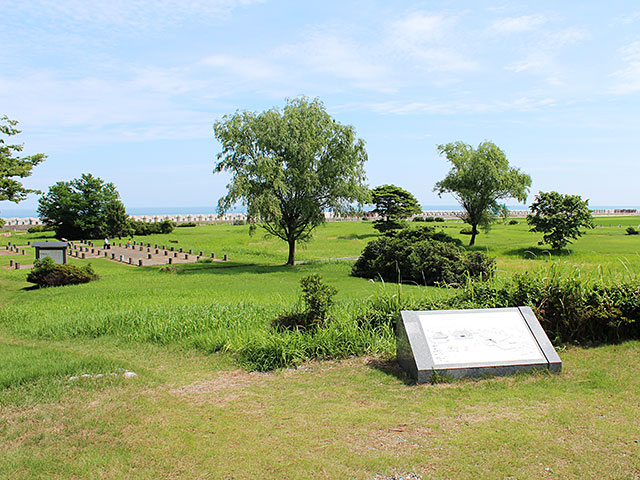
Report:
509,219,519,225
434,217,445,222
437,271,640,344
626,226,639,235
27,225,43,233
424,216,435,222
26,257,98,287
131,219,175,235
177,222,197,228
232,219,246,225
356,270,640,345
460,227,473,235
412,217,425,222
352,226,494,286
272,274,337,331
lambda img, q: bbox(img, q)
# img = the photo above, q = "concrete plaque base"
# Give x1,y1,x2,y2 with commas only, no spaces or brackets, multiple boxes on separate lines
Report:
396,307,562,383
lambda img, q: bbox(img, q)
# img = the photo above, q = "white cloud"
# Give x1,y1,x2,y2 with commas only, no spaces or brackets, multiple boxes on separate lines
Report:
388,12,477,72
504,27,587,77
491,15,547,34
274,30,389,89
0,0,264,33
365,96,556,116
610,41,640,94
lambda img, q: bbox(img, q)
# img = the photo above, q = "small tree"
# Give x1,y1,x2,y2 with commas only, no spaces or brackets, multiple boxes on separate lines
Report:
214,97,369,265
1,116,46,203
370,184,421,232
38,173,130,239
434,141,531,246
527,191,594,250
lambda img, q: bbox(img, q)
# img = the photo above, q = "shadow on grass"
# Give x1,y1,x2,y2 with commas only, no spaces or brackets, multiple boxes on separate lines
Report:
170,261,300,276
365,358,416,386
336,233,378,240
503,246,573,259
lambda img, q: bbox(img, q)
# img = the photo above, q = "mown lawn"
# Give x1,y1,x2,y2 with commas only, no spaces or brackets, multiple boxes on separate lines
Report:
1,218,639,479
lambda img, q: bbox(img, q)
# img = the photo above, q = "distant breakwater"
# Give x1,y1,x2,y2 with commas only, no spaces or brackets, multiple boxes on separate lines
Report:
2,208,637,228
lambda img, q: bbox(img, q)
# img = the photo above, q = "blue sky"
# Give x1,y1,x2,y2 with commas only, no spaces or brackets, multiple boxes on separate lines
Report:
1,0,639,215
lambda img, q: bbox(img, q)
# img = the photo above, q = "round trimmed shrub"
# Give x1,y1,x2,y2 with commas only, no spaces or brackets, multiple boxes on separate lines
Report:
352,226,494,286
27,257,99,287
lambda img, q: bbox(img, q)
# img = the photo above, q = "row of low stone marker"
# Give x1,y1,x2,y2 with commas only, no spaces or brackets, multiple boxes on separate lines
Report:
71,241,229,265
4,244,27,255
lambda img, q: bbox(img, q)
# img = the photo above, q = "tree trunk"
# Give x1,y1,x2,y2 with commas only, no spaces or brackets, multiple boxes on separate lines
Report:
286,238,296,266
469,224,478,246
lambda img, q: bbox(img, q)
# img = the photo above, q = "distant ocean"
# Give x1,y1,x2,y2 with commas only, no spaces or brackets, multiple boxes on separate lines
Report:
1,204,638,219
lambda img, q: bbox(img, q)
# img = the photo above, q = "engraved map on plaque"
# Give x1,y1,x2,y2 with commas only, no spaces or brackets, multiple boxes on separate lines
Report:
418,309,546,366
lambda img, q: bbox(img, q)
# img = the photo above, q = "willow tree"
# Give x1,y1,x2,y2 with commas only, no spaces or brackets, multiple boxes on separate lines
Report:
434,141,531,246
213,97,369,265
1,115,46,203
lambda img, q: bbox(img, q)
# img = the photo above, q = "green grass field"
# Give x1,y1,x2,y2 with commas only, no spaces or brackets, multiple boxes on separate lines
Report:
1,218,639,479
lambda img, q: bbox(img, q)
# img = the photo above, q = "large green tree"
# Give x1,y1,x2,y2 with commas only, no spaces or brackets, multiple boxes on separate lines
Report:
370,184,421,232
38,173,130,239
434,141,531,246
1,115,46,203
527,191,594,250
214,97,369,265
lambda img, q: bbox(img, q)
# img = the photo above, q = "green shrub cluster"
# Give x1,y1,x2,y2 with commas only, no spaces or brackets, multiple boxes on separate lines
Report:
434,217,445,222
177,222,197,228
26,225,55,234
356,268,640,345
26,257,99,288
352,226,495,286
412,217,425,222
130,219,174,236
440,271,640,344
509,219,519,225
272,274,337,331
626,226,639,235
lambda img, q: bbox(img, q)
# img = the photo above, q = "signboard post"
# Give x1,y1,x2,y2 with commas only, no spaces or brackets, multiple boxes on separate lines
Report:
396,307,561,383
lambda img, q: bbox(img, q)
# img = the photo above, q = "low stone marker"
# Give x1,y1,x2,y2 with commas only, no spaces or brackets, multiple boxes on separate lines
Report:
396,307,561,383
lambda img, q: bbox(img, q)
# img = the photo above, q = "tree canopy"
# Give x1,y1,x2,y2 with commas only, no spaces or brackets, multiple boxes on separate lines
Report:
38,173,130,239
213,97,369,265
370,184,421,232
434,141,531,246
1,115,46,203
527,191,594,250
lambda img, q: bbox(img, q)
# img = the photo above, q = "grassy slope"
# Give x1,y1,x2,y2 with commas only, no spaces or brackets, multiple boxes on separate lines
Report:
1,218,640,479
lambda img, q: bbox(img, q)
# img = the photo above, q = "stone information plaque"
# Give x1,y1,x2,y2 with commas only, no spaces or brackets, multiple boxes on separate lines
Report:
396,307,561,383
